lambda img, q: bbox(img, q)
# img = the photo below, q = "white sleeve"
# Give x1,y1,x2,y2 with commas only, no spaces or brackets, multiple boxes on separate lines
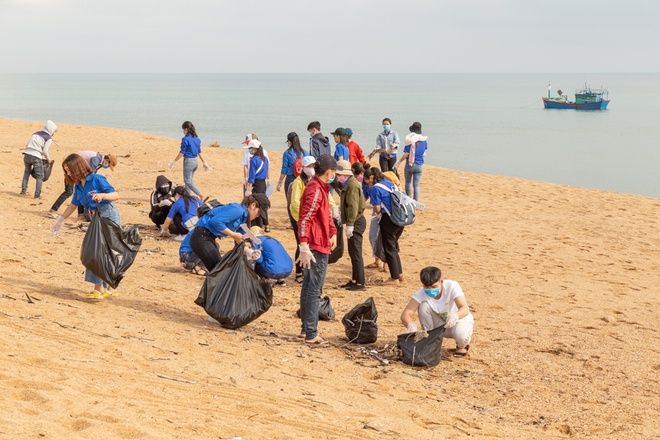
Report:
42,139,52,161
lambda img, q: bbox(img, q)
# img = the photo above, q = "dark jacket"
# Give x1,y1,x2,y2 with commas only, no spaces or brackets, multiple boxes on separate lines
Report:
339,176,366,226
309,133,331,159
149,175,174,225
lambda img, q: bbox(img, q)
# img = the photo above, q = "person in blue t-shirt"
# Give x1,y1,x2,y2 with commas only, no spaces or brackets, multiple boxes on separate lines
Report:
245,226,293,285
245,139,271,232
276,132,307,195
168,121,210,201
367,166,404,286
179,230,217,276
160,186,202,241
394,123,428,202
189,193,271,272
331,128,350,161
51,153,121,299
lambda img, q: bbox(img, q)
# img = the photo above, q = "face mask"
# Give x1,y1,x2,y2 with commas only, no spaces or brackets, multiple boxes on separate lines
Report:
356,174,364,183
101,164,109,169
303,167,315,177
383,125,390,131
158,185,169,195
423,287,441,298
327,172,336,184
337,175,349,184
309,132,314,138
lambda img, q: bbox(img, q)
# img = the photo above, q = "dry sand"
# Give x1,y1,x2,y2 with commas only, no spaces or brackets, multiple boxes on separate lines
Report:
0,118,658,439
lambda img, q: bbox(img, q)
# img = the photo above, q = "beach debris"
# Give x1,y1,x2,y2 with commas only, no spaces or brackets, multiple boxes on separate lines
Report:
209,141,220,148
157,374,196,384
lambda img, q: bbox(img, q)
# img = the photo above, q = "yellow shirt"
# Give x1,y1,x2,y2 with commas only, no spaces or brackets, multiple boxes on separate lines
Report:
289,176,336,222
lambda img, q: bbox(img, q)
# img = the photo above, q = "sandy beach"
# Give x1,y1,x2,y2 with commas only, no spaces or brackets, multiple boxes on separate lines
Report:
1,118,658,439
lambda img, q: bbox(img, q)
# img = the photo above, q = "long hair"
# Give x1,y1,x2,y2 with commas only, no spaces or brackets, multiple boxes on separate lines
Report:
182,121,197,138
182,188,197,211
364,165,384,183
351,161,364,177
287,132,304,157
241,194,259,226
254,145,266,161
62,153,93,185
339,134,350,145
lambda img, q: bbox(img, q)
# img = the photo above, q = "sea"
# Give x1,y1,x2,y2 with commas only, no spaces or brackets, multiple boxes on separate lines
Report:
1,73,659,198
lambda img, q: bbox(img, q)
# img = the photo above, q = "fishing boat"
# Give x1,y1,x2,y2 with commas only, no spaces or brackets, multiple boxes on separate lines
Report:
543,84,610,110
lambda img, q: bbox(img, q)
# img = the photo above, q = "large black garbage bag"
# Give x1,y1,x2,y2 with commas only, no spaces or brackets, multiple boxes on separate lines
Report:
342,297,378,344
195,241,273,330
31,159,54,182
397,325,445,367
329,217,344,264
80,212,142,289
296,295,335,321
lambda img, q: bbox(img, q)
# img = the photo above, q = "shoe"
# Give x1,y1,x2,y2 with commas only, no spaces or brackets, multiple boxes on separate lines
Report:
453,344,470,358
34,196,43,200
340,281,356,289
101,290,118,298
19,192,26,196
85,290,103,300
275,279,286,287
174,234,185,242
347,284,366,291
264,226,271,233
46,211,59,219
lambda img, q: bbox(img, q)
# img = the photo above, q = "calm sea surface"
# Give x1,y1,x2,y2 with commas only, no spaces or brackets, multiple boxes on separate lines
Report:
1,73,658,198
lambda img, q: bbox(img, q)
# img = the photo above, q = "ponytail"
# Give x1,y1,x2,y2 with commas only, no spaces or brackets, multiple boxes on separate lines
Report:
182,121,198,138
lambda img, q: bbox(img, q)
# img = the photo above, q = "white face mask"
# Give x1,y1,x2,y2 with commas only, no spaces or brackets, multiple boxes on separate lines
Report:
303,167,315,177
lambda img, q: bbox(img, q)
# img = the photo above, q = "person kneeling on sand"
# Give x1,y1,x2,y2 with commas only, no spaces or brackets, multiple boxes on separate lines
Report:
179,230,214,276
244,226,293,286
400,266,474,358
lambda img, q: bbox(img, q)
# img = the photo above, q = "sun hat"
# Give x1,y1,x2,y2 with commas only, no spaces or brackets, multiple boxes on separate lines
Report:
409,122,422,134
335,160,352,176
301,156,316,167
244,139,262,149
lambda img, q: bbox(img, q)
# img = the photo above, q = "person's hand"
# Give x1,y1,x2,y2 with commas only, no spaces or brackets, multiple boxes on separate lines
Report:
393,160,402,169
407,322,418,333
168,161,175,170
202,162,212,173
251,249,261,261
296,243,316,269
232,232,244,244
276,181,283,192
331,206,340,220
330,234,337,250
159,229,170,237
345,225,354,238
52,216,65,236
444,313,459,329
242,177,248,187
245,187,252,196
91,193,105,202
266,179,271,187
158,199,172,207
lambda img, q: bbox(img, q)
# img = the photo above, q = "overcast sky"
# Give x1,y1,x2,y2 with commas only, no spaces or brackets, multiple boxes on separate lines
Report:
1,0,658,73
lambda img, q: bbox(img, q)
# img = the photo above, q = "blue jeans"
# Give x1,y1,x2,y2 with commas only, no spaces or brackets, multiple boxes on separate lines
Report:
84,202,121,289
22,154,43,198
369,216,380,258
299,251,329,339
404,163,423,201
255,264,291,280
183,157,202,196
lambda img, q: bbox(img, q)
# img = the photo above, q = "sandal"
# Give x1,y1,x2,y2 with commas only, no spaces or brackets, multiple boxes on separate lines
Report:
295,274,304,284
453,344,470,358
191,267,207,276
304,336,328,345
264,226,271,233
365,262,380,269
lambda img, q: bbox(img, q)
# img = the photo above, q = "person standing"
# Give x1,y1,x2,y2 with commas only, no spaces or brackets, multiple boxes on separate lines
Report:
307,121,331,159
373,117,400,175
277,132,307,195
330,128,350,161
297,155,339,344
245,139,271,232
345,128,365,164
336,160,367,291
396,124,428,202
51,153,121,299
21,120,57,199
169,121,210,201
241,133,269,196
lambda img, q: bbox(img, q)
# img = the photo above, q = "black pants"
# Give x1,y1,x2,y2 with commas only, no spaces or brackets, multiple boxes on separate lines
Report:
50,179,84,214
379,155,398,176
189,226,221,272
252,179,269,227
347,216,366,285
149,206,170,227
172,213,188,235
379,213,404,280
289,218,302,276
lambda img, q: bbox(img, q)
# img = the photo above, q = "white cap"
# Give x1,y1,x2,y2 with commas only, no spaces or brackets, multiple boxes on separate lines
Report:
301,156,316,167
244,139,262,149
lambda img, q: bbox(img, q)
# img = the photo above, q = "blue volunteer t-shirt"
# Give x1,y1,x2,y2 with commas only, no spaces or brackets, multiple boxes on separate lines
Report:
248,156,269,183
195,203,248,238
281,148,307,176
179,230,193,254
369,180,396,213
334,143,350,161
254,236,293,275
180,134,202,158
71,173,116,210
403,140,428,165
167,196,201,225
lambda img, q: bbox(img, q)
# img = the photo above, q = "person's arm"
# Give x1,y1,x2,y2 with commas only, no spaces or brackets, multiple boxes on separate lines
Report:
42,139,52,161
220,228,243,244
91,191,118,203
198,152,208,166
454,295,470,320
289,180,303,221
400,298,421,331
344,185,359,226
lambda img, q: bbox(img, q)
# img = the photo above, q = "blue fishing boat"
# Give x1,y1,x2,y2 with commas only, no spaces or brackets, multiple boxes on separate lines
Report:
543,84,610,110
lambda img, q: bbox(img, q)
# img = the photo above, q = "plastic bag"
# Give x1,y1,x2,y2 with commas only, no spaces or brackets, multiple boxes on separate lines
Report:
80,211,142,289
296,295,335,321
329,217,344,264
397,325,445,367
195,241,273,329
342,297,378,344
30,159,54,182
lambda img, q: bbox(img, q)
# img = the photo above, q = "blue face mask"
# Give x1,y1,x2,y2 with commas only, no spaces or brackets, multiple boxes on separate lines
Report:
383,125,390,131
101,163,109,169
327,176,335,184
423,287,441,298
309,132,314,138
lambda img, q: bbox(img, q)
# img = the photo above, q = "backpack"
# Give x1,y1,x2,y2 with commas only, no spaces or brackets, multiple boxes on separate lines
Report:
289,150,303,178
184,199,223,230
375,183,415,227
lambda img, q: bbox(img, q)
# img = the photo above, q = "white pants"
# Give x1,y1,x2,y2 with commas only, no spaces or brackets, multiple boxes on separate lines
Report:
418,301,474,349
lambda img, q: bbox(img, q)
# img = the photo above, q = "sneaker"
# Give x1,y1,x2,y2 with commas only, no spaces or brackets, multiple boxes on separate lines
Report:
275,279,287,287
174,234,185,242
85,290,103,300
341,281,356,289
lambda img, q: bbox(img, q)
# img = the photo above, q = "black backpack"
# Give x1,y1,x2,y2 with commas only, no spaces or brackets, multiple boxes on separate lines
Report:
196,199,223,218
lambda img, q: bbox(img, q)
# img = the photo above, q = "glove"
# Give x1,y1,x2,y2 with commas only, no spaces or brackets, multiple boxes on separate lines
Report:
203,162,212,173
345,225,354,238
245,187,252,196
158,199,172,207
266,179,271,187
331,206,340,220
444,313,459,329
159,229,170,237
276,181,283,192
251,249,261,261
52,216,65,236
407,322,418,333
168,161,175,170
295,243,316,269
393,160,402,169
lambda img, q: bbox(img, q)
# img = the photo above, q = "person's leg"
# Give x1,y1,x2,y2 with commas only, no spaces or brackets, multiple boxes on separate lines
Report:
172,213,187,235
183,157,202,197
189,227,221,272
290,219,303,278
367,216,382,267
394,224,404,277
378,155,388,172
418,301,444,330
284,174,295,195
50,180,74,212
21,155,32,194
33,158,44,198
348,216,366,286
444,316,474,350
380,214,402,280
253,179,269,227
413,164,423,201
299,251,329,340
404,163,413,197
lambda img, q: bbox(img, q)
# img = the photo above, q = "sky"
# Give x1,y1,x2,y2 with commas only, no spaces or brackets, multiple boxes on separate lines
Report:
0,0,658,73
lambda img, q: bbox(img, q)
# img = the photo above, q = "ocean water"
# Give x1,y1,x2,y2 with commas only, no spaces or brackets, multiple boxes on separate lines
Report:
1,73,659,198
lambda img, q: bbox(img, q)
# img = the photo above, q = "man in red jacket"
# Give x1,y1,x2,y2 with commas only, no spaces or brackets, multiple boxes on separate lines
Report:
297,154,340,345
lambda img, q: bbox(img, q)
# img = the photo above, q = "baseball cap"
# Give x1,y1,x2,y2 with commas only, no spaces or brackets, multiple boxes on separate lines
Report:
244,139,261,149
301,156,316,167
344,127,353,136
330,127,347,136
242,133,259,145
315,154,338,173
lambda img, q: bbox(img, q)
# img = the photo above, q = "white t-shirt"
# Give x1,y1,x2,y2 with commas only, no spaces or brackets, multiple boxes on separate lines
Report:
412,279,472,320
241,148,269,167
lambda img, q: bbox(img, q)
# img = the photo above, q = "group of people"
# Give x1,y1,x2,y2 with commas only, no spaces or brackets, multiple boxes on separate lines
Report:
20,118,473,357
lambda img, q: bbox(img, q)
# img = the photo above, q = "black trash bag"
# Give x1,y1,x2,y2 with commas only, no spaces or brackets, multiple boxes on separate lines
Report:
80,211,142,289
342,297,378,344
195,241,273,330
397,325,445,367
329,217,344,264
296,295,335,321
30,159,54,182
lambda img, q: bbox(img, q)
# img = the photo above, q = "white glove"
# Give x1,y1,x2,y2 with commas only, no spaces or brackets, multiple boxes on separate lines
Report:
52,216,65,236
444,313,459,329
407,322,418,333
276,181,283,192
345,225,354,238
251,249,261,261
158,199,172,207
266,178,271,187
331,206,340,220
295,243,316,270
159,229,171,237
203,162,212,173
245,187,252,196
168,161,175,170
244,247,257,260
393,160,402,169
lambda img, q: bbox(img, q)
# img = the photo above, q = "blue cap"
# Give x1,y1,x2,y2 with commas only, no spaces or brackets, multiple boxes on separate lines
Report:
345,127,353,136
